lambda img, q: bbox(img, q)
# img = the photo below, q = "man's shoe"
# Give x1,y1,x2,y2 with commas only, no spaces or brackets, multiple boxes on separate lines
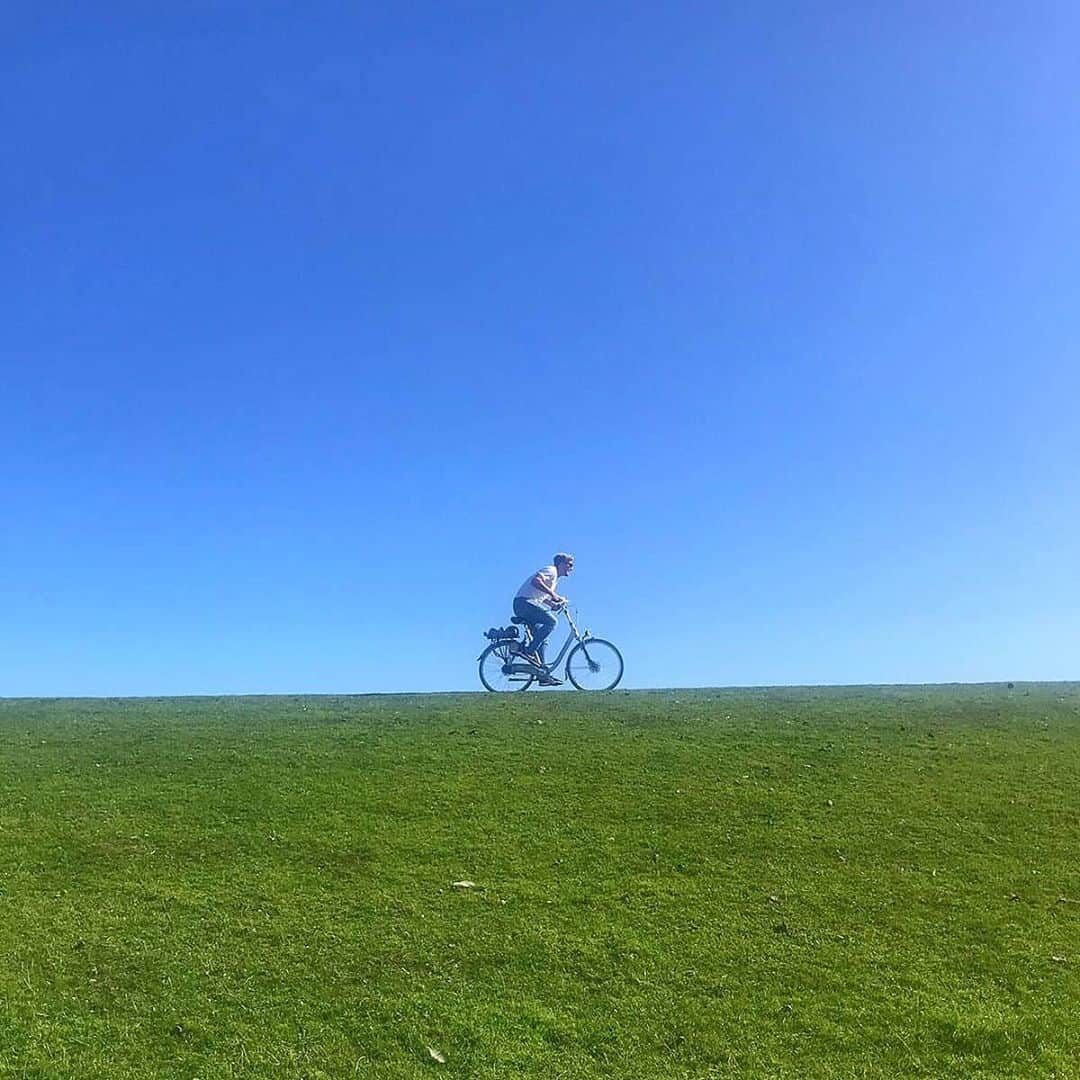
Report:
537,674,563,686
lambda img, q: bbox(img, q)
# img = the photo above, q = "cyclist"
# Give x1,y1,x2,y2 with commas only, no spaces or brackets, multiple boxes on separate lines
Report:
513,553,574,686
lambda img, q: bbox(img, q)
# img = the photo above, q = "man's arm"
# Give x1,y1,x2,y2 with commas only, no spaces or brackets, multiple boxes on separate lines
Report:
530,574,564,605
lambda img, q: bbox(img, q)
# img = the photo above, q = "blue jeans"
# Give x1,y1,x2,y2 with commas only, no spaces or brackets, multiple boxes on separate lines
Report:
513,597,556,661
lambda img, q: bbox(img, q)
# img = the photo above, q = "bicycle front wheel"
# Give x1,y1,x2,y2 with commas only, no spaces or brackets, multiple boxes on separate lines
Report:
479,642,535,692
565,638,624,691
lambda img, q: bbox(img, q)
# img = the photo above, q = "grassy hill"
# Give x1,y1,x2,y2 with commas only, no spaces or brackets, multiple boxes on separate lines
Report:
1,685,1078,1078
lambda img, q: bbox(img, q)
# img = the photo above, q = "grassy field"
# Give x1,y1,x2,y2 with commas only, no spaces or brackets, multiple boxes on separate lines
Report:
1,685,1079,1079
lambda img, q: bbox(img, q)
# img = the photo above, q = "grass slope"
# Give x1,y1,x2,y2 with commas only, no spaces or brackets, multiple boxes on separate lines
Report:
1,685,1079,1078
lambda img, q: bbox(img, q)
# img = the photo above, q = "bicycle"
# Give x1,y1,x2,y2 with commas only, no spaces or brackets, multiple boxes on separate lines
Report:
477,603,624,692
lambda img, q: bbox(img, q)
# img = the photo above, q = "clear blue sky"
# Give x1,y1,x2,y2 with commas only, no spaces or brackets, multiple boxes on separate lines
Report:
4,3,1077,695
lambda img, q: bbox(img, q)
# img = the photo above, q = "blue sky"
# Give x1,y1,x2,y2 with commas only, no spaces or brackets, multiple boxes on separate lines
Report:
4,2,1078,695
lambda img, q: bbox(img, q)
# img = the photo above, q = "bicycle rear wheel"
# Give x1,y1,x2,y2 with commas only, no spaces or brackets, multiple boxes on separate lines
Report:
479,641,535,692
565,638,623,691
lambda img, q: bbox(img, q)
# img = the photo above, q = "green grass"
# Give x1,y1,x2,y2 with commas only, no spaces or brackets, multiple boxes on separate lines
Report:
1,684,1079,1078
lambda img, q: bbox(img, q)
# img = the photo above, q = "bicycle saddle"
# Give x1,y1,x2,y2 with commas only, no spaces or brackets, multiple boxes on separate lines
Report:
510,616,527,624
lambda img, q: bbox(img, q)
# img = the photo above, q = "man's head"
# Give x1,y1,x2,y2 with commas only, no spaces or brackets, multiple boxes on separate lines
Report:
554,553,574,577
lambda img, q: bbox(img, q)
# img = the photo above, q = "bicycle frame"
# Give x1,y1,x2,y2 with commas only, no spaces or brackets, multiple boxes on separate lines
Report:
506,605,591,674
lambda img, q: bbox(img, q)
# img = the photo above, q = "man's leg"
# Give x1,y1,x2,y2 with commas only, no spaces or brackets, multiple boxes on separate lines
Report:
513,598,556,663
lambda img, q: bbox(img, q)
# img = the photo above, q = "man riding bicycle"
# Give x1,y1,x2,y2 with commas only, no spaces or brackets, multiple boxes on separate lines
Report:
513,553,574,686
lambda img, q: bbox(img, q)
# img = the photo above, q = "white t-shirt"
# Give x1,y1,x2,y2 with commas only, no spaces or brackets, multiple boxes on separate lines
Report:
516,565,558,604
